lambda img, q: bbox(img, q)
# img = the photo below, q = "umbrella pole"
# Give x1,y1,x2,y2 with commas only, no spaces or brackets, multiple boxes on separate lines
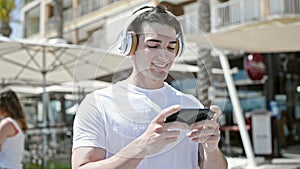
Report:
42,47,48,168
42,75,48,168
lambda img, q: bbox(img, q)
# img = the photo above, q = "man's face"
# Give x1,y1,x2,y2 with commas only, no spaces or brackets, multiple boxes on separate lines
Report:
133,22,177,83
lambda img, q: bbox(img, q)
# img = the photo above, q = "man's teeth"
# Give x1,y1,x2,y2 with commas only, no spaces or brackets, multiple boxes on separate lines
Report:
153,63,167,68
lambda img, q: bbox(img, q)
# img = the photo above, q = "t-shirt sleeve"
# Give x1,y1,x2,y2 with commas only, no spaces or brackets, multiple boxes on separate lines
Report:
72,93,106,150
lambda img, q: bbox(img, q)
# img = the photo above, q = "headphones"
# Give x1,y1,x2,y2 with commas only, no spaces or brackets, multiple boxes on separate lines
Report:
117,6,184,57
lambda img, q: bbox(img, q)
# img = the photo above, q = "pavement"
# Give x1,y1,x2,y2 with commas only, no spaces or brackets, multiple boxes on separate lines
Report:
226,144,300,169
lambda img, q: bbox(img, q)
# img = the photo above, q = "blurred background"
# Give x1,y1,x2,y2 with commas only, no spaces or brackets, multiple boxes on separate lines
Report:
1,0,300,168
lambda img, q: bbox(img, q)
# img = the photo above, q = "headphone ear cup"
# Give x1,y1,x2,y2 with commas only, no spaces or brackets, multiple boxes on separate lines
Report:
175,39,180,57
117,32,126,55
117,31,138,56
175,33,184,57
128,32,138,56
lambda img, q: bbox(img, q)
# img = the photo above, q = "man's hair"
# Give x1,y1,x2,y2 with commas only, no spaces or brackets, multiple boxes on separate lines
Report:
127,4,182,35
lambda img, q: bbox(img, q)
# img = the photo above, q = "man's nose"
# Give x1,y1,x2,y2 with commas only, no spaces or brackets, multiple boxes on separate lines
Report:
157,49,170,61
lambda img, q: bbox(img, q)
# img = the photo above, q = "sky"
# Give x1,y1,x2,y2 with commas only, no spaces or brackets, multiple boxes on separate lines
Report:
10,0,22,38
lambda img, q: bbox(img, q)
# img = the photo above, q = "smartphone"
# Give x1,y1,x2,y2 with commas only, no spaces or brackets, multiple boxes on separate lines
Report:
164,108,215,125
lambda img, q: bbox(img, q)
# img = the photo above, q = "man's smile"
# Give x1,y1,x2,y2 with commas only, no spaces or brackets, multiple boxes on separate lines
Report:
151,62,169,70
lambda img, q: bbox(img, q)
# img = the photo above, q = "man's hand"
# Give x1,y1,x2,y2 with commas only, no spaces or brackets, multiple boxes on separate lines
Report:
130,105,190,158
187,105,221,152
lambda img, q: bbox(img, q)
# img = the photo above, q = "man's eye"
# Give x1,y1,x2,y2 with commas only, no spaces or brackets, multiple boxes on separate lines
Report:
167,47,175,51
147,45,158,48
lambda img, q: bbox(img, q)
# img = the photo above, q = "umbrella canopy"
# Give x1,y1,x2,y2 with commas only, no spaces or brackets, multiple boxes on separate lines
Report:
0,36,132,86
5,80,111,96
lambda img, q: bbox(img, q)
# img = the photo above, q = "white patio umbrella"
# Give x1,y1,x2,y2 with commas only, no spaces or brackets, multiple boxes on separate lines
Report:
6,80,111,96
0,36,130,166
0,36,131,85
0,35,130,117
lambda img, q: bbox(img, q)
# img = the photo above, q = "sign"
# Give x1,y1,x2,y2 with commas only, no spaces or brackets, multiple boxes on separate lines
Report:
252,113,272,155
244,53,266,81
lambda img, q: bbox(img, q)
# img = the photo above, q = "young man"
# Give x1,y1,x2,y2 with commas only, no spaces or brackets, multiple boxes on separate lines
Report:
72,5,228,169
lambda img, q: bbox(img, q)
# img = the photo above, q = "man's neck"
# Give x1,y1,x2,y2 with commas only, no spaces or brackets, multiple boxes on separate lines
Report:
128,74,164,89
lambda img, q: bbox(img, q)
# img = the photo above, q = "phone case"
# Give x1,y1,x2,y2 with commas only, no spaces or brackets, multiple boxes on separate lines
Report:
164,108,215,125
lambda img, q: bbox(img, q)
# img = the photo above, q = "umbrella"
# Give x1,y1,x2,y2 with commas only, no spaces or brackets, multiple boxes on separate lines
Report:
6,80,111,96
0,36,130,119
0,36,130,166
0,36,131,85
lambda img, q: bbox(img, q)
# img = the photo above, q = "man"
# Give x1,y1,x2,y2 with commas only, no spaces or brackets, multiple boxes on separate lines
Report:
72,5,228,169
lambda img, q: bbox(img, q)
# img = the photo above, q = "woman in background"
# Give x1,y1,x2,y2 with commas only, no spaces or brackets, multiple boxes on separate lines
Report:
0,90,27,169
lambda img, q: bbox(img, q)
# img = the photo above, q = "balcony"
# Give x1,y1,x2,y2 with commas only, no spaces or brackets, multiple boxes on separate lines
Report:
44,0,140,41
184,0,300,53
211,0,300,32
77,0,105,17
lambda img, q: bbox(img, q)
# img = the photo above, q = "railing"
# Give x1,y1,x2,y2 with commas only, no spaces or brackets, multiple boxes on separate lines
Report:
210,0,300,32
77,0,103,17
45,0,122,34
77,0,120,17
270,0,300,15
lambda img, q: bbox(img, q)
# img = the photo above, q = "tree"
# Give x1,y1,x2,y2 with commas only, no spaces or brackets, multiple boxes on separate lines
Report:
53,0,63,38
0,0,15,37
197,0,213,106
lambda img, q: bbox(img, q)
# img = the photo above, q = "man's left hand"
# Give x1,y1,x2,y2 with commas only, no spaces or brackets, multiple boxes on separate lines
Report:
187,105,222,152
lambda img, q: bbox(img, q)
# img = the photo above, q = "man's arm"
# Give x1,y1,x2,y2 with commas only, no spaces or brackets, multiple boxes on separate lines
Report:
198,144,228,169
72,146,143,169
72,105,189,169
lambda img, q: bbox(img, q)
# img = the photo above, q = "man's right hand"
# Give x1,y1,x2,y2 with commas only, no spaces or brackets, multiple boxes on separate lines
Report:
125,105,190,158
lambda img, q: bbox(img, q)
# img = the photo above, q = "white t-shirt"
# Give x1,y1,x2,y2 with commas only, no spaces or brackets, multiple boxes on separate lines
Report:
0,117,25,169
73,80,204,169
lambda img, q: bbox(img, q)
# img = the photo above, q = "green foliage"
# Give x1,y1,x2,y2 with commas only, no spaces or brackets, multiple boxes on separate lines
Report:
0,0,15,22
24,163,71,169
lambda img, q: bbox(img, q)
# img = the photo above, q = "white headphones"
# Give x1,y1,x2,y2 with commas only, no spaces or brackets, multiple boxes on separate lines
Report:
117,6,184,57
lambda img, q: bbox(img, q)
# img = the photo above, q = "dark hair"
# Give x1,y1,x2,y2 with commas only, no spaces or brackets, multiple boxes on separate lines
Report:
0,90,27,132
127,4,182,35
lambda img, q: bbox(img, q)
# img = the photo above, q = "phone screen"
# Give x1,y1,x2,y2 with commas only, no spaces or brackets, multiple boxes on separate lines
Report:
164,108,215,125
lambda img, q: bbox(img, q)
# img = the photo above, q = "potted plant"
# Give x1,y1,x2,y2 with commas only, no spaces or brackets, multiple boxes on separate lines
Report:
0,0,15,37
